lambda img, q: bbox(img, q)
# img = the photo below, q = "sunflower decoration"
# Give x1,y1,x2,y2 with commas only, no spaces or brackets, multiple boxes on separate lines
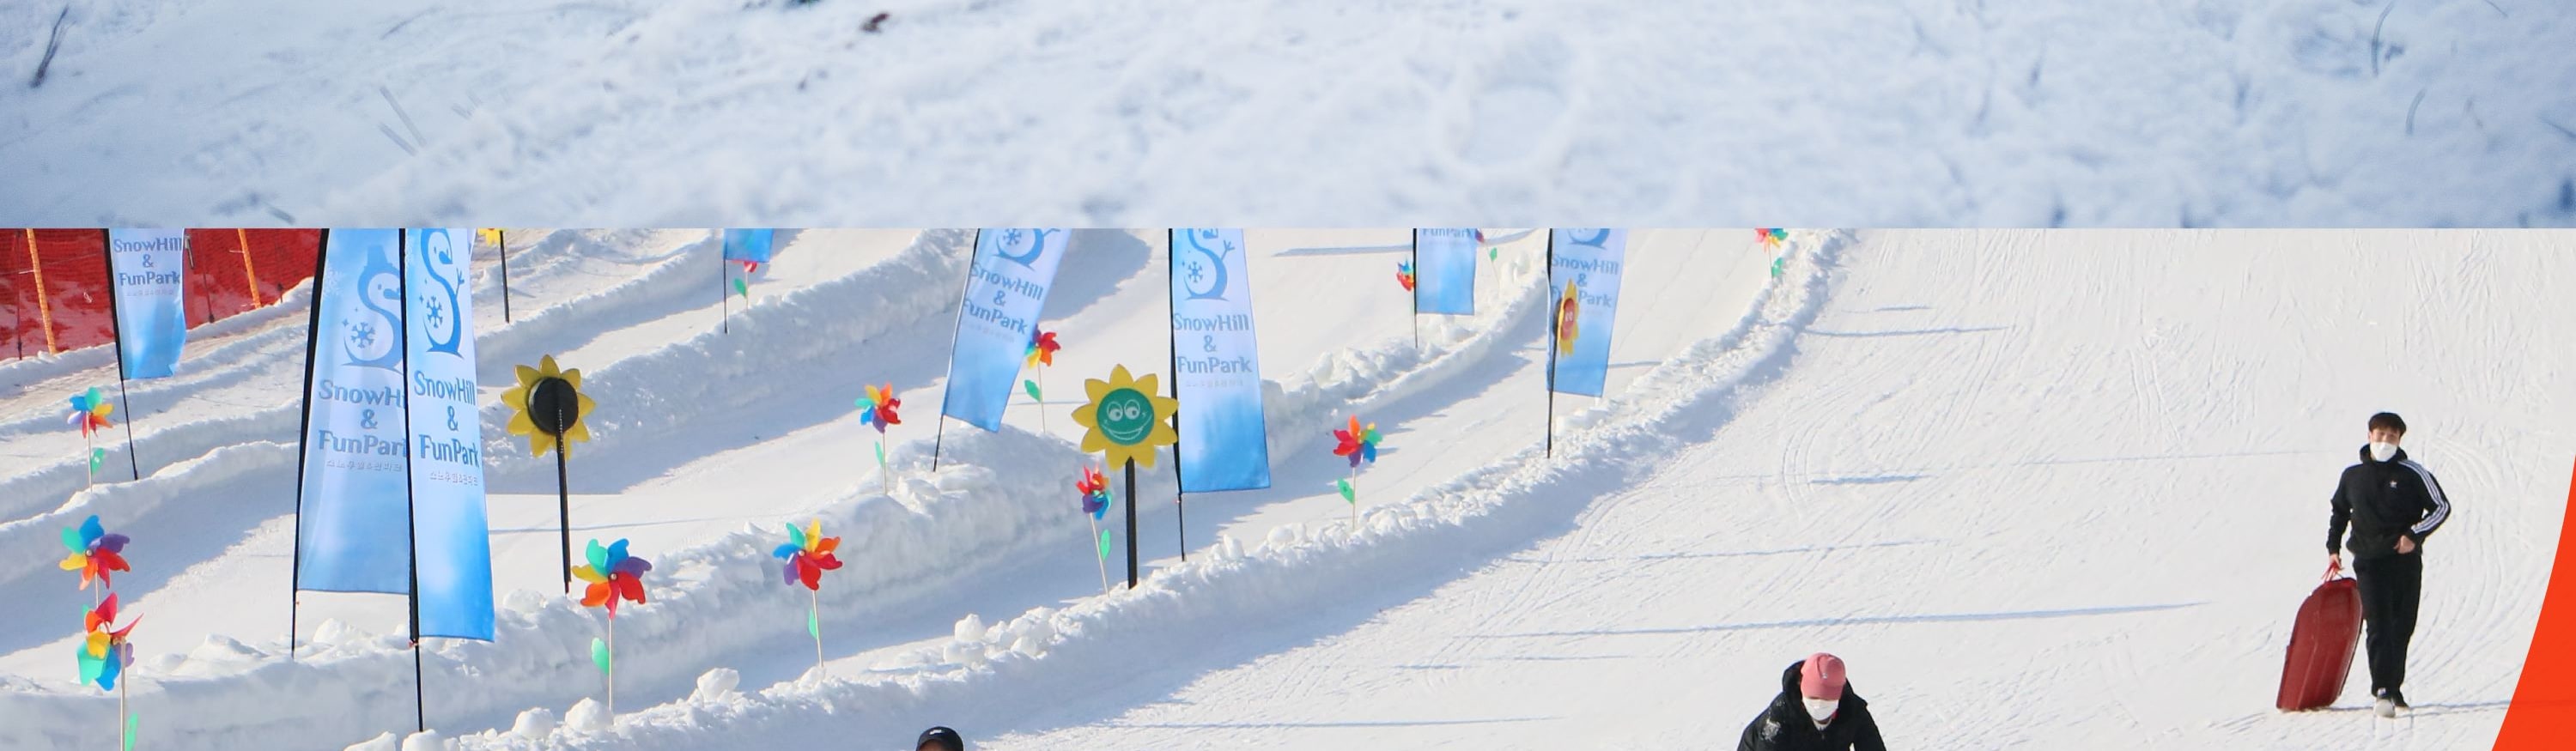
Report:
572,538,652,617
58,515,131,591
76,593,138,691
502,354,594,457
1554,282,1582,355
1395,261,1415,292
1070,365,1179,470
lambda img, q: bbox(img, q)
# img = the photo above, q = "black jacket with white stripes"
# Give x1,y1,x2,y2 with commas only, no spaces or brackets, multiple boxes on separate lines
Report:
2329,445,2451,559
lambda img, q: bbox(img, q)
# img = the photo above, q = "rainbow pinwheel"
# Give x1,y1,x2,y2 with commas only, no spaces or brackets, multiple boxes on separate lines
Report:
855,385,901,434
1396,262,1416,292
76,593,138,691
1756,228,1786,250
1555,282,1581,355
58,515,131,591
1026,330,1061,370
572,538,652,617
1331,416,1382,469
67,387,113,437
1078,466,1111,520
773,520,844,591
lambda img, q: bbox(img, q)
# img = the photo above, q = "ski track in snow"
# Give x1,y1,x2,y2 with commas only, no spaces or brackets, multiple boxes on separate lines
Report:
4,2,2576,226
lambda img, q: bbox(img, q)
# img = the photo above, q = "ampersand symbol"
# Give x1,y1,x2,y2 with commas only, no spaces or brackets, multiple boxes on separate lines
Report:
361,409,379,429
993,289,1005,306
447,405,459,431
1202,334,1215,354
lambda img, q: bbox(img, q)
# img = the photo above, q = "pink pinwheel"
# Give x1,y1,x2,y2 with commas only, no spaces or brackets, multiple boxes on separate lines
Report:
1331,415,1382,468
773,520,844,591
572,538,652,617
58,515,130,591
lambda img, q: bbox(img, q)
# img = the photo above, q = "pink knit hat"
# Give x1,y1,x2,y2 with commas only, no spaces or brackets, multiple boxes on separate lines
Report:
1801,653,1847,700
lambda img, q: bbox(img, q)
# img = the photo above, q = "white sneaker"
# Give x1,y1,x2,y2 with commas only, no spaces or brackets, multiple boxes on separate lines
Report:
2374,697,2397,718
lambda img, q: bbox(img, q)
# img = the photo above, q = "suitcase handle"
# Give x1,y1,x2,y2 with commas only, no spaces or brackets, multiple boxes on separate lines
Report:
2324,558,2345,581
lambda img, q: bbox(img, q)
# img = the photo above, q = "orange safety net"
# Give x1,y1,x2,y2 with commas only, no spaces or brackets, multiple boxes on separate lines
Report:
0,228,321,360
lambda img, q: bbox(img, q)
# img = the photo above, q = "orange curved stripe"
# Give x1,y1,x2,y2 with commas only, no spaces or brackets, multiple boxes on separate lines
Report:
2494,456,2576,748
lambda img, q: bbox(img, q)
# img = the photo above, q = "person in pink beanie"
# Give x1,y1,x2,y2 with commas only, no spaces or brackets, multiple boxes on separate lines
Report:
1736,652,1887,751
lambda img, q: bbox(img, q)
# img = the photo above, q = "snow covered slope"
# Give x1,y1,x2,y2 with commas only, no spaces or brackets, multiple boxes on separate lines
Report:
1,228,2563,751
5,2,2575,227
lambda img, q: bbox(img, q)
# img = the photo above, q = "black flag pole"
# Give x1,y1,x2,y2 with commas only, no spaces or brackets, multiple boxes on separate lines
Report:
1165,231,1186,563
1410,231,1420,349
287,230,331,660
929,230,981,472
397,229,428,735
1124,457,1139,589
1543,231,1557,459
97,230,141,480
718,231,729,335
497,229,512,324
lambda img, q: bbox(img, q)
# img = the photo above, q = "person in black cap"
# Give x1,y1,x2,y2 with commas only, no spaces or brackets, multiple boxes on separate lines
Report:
916,726,964,751
2327,411,2451,718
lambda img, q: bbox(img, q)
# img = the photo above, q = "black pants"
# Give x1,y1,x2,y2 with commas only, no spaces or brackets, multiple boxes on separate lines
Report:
2353,553,2424,696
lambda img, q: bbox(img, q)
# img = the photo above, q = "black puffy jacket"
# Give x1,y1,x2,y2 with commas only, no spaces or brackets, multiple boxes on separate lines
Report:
1736,661,1887,751
2328,446,2451,560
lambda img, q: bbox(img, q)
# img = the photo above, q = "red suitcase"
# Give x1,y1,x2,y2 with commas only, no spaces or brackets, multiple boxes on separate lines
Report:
2276,566,2364,712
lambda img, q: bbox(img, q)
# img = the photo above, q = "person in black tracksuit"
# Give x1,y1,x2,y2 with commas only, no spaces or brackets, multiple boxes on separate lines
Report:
2326,412,2451,712
1737,655,1886,751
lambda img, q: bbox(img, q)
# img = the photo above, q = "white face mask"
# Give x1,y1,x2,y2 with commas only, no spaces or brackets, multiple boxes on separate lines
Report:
2369,441,2399,462
1803,697,1839,725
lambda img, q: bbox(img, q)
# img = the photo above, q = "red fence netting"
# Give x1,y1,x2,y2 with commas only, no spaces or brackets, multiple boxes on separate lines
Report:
0,228,322,360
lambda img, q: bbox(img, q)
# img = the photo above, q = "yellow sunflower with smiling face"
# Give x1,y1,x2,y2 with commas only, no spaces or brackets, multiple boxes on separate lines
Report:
1070,365,1178,469
501,354,596,457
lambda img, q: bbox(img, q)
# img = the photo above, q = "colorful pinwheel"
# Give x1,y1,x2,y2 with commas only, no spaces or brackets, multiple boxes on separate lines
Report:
58,515,131,591
76,593,138,691
67,387,113,437
1078,465,1111,519
773,520,844,591
1396,262,1416,292
1331,415,1381,469
1756,228,1786,250
855,385,901,434
572,539,652,617
1026,330,1061,370
1555,282,1581,355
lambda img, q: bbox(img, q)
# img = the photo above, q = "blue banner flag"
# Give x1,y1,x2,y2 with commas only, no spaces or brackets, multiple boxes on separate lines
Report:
1546,229,1628,397
404,228,495,640
1413,228,1477,316
1169,229,1273,492
940,229,1067,432
721,229,775,264
295,229,413,595
106,229,190,379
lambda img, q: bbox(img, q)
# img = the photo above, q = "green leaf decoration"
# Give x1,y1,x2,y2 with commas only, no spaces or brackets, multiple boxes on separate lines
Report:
89,448,105,473
1488,246,1498,261
1023,379,1042,401
806,607,820,640
1335,479,1354,504
124,711,137,751
591,637,611,675
1771,257,1785,278
873,440,887,467
733,278,750,300
1097,530,1113,560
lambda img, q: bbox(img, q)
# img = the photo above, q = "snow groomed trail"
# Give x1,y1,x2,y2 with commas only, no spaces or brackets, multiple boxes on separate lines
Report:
3,229,2562,750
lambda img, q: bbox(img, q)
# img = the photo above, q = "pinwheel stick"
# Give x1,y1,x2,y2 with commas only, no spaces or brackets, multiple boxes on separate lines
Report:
1087,515,1109,595
118,672,130,751
1036,371,1050,437
1348,465,1359,538
606,616,617,715
809,588,824,677
82,431,94,488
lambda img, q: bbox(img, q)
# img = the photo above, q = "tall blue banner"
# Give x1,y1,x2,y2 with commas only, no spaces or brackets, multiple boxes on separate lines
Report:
722,228,775,264
106,228,190,379
940,229,1067,431
404,228,495,640
295,229,412,595
1169,229,1272,492
1547,229,1627,398
1413,228,1477,316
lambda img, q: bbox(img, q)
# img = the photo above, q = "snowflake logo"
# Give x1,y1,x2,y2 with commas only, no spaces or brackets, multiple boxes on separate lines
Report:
422,295,447,331
1186,262,1205,286
349,321,377,349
